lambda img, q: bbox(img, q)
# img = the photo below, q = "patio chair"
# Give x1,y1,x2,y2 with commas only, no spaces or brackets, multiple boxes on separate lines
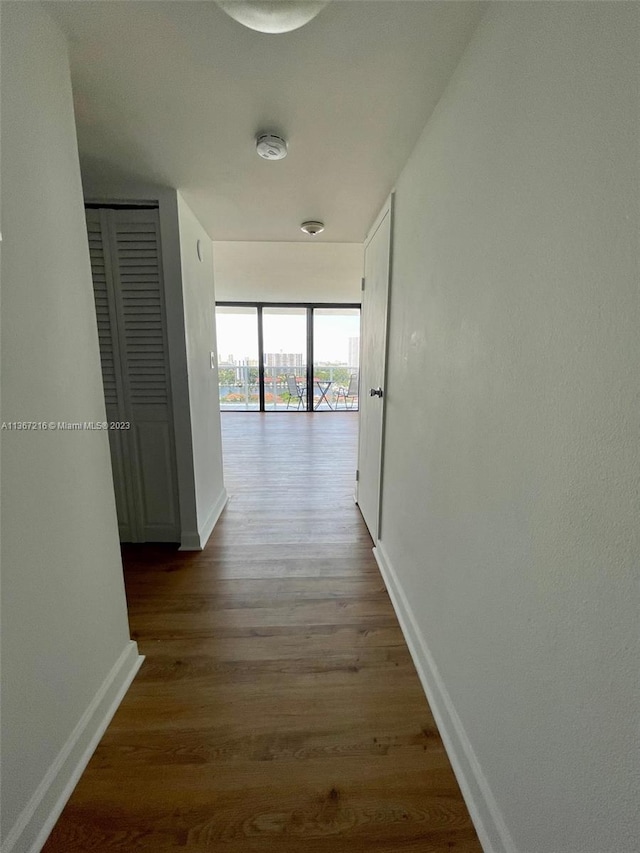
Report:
334,372,358,409
285,374,306,410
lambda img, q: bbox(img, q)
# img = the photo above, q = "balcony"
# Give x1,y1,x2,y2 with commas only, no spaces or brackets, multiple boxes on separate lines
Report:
218,364,359,412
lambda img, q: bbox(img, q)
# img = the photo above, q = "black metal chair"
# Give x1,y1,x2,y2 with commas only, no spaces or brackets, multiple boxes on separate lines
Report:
285,374,306,410
334,372,358,409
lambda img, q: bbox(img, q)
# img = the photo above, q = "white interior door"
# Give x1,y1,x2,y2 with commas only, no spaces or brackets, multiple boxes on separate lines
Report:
357,199,392,541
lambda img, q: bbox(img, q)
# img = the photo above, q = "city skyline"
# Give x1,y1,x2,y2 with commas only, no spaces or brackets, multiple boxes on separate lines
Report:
218,351,355,367
216,307,360,367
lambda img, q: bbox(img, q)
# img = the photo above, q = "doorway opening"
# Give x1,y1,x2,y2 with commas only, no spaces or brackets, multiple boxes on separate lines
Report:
215,302,360,412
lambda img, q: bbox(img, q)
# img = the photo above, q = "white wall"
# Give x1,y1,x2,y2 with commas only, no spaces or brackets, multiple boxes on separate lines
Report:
177,193,227,548
212,241,363,303
378,4,639,852
0,5,142,851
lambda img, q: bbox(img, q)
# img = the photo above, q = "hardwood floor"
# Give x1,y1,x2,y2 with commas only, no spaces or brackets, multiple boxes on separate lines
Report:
43,412,482,852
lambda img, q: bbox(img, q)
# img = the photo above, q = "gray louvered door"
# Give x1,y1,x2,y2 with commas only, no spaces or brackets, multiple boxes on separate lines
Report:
87,207,180,542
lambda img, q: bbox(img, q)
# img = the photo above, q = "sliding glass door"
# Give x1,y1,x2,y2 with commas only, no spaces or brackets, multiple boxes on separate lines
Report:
313,308,360,411
215,303,360,412
215,306,259,411
262,307,308,411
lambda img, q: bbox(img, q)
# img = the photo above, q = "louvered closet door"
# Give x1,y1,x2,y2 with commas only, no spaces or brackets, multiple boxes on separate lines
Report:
87,209,138,541
87,207,180,542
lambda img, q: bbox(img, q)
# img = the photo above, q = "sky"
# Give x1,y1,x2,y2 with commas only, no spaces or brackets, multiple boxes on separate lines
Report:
216,308,360,364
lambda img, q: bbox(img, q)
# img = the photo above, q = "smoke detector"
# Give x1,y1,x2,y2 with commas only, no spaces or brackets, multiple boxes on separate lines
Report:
301,220,325,236
256,134,288,160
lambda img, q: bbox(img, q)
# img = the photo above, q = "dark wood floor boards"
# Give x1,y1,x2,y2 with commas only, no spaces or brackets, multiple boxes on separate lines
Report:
43,412,481,852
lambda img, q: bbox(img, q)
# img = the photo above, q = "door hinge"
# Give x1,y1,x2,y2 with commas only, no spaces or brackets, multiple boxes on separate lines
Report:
361,277,365,292
355,469,360,482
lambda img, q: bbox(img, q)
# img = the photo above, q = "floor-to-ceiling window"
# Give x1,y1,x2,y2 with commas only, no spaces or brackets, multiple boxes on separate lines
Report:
313,307,361,410
262,307,308,411
215,303,360,412
215,305,259,411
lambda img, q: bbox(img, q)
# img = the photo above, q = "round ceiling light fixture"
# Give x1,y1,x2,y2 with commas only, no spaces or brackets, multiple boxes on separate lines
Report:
301,220,325,236
216,1,329,34
256,133,288,160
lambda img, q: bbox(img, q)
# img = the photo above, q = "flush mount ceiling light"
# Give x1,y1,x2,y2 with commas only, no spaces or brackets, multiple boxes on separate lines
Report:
301,220,325,236
216,1,329,34
256,133,288,160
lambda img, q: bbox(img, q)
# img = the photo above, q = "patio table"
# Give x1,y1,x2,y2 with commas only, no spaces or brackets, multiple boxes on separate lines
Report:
314,380,333,410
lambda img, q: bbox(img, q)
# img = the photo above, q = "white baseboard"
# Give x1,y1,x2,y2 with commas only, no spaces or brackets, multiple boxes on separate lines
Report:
373,542,516,853
198,488,228,549
179,488,228,551
179,529,201,550
3,641,144,853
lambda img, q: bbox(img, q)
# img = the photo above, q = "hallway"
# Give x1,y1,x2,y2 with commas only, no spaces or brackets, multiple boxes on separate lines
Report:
43,413,481,852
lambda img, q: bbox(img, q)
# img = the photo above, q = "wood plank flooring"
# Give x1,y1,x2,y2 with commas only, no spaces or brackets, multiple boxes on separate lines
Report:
43,412,481,853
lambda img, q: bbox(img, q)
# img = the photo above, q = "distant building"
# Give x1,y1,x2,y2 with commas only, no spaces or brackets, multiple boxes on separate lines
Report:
265,352,303,368
348,337,360,369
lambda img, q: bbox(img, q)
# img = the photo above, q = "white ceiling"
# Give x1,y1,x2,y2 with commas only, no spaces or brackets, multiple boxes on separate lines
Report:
49,1,483,242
